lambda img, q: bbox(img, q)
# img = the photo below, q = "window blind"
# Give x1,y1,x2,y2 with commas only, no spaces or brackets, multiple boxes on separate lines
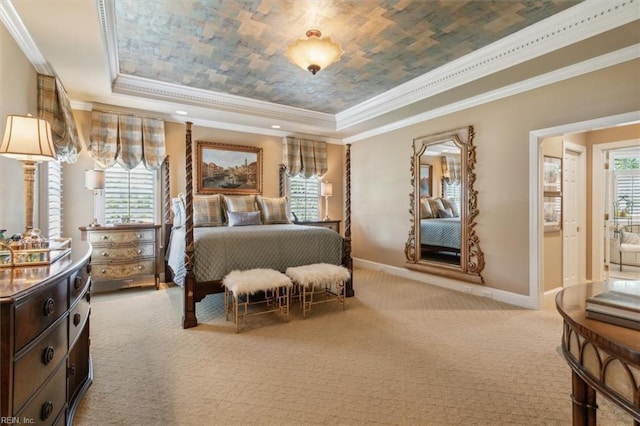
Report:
47,160,62,239
104,163,156,223
288,175,320,221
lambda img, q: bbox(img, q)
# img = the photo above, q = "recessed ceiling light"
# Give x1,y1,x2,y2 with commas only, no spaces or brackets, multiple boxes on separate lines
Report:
271,125,281,129
175,110,188,115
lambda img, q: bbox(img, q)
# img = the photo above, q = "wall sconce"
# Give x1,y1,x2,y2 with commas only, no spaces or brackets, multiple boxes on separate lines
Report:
85,169,105,227
321,182,333,221
0,114,56,237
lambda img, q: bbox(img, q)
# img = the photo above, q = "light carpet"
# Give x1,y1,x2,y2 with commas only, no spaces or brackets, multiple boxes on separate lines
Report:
73,268,632,425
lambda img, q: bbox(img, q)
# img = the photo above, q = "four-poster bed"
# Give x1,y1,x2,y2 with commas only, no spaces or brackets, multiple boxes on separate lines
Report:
166,122,353,329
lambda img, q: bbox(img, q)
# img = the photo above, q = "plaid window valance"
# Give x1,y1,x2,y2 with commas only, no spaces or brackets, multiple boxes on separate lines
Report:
37,74,81,163
284,136,327,178
88,111,166,170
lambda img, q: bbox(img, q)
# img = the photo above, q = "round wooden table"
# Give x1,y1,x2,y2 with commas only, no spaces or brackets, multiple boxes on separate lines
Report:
556,281,640,425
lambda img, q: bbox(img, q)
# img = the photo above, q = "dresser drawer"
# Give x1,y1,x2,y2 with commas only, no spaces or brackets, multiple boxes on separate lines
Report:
13,314,68,414
92,242,156,263
88,229,155,244
69,266,90,308
69,290,90,347
92,259,156,281
16,358,67,425
15,278,68,352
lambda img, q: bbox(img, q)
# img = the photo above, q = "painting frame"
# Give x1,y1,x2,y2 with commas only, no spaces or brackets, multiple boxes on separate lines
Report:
196,141,263,195
544,196,562,232
420,164,432,197
543,156,562,194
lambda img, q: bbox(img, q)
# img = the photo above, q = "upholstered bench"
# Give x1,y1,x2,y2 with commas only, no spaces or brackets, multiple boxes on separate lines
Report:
285,263,351,318
222,269,292,333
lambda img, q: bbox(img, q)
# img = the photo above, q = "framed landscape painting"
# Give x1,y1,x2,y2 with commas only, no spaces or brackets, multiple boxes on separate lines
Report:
196,141,262,195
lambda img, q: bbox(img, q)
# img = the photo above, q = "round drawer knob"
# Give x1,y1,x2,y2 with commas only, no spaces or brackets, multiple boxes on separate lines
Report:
41,400,53,421
101,269,107,274
102,235,109,240
42,346,55,365
137,265,144,270
69,363,77,376
74,313,81,326
137,233,143,238
102,252,109,257
86,292,91,303
74,276,82,290
137,249,143,254
43,298,55,316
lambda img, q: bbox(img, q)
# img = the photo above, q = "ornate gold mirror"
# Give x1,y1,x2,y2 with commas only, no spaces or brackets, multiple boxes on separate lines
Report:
405,126,484,283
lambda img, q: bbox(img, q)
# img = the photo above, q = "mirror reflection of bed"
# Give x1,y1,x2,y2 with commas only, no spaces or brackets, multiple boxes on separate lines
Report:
418,141,462,266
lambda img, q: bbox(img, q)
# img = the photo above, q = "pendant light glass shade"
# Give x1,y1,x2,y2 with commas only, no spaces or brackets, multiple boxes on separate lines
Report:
286,30,343,75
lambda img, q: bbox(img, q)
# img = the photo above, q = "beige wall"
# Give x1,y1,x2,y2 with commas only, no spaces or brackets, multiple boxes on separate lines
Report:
351,59,640,296
0,22,39,235
63,111,346,244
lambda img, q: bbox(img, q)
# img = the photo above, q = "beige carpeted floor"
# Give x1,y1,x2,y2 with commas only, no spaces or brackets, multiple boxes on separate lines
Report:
73,268,632,425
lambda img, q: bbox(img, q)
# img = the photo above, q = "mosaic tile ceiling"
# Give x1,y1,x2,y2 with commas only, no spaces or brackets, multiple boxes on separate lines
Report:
115,0,580,115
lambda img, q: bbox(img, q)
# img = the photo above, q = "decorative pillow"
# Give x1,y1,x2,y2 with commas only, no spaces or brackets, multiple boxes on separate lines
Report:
193,194,225,227
419,197,433,219
441,198,460,218
621,230,640,245
227,210,261,227
171,195,186,227
256,196,291,224
437,208,453,218
223,195,257,213
427,198,445,216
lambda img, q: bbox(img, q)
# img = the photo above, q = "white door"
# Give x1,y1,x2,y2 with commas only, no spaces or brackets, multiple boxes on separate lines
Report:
563,143,586,287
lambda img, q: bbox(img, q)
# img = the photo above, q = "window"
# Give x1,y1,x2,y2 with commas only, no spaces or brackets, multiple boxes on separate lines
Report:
104,163,156,224
613,152,640,220
442,181,462,213
46,160,62,239
287,175,320,221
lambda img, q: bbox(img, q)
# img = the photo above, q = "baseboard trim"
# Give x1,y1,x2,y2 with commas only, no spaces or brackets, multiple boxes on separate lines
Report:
353,257,537,310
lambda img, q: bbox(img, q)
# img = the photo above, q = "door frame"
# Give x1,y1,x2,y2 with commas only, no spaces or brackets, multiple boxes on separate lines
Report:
529,111,640,309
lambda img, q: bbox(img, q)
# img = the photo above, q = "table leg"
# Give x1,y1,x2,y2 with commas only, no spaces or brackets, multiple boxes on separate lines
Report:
571,371,597,425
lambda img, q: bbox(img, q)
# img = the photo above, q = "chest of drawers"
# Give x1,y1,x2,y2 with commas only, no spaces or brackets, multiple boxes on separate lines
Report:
0,244,92,425
80,224,160,291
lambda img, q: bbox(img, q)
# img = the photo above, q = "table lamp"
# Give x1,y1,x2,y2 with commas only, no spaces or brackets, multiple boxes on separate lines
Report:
0,115,56,237
321,181,332,221
85,169,105,226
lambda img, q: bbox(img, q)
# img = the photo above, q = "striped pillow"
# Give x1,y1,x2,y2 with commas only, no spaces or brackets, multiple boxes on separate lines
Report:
256,196,291,224
193,194,225,227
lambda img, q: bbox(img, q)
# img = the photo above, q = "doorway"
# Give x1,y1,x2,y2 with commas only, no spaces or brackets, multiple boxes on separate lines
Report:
529,111,640,309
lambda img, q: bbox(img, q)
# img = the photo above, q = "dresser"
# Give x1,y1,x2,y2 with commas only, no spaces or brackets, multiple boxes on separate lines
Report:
0,243,92,425
80,224,160,291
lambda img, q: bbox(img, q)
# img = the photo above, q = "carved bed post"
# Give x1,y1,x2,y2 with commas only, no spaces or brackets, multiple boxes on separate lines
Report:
344,143,354,297
162,156,172,283
183,122,198,328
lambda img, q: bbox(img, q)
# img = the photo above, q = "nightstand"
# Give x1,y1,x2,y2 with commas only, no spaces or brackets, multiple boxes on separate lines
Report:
296,220,341,233
80,223,160,291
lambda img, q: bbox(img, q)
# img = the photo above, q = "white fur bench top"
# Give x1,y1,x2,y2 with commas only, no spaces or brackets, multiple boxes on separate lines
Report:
285,263,350,289
222,269,292,295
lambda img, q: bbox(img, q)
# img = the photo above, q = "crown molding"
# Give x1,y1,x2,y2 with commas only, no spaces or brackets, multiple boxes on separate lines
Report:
0,0,53,75
96,0,118,82
344,44,640,144
112,73,337,130
336,0,639,131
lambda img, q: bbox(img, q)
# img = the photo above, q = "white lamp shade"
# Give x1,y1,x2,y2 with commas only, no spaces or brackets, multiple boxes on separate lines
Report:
0,115,56,162
286,30,343,73
321,182,333,197
85,169,105,190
